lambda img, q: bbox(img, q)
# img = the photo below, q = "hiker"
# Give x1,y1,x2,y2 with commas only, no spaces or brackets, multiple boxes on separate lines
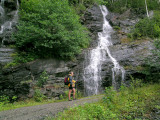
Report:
68,71,76,101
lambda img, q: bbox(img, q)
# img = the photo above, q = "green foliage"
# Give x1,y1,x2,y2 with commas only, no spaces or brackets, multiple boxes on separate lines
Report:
113,26,121,30
34,89,46,102
130,76,143,89
103,87,116,109
0,96,10,106
103,0,160,13
37,71,49,87
0,95,17,106
14,0,90,60
68,0,105,7
55,103,118,120
130,11,160,39
59,90,83,100
140,38,160,82
54,83,160,120
4,52,38,68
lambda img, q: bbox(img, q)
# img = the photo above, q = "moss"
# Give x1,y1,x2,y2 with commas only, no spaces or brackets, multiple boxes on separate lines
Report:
20,80,33,85
124,65,145,71
120,37,132,44
113,26,121,30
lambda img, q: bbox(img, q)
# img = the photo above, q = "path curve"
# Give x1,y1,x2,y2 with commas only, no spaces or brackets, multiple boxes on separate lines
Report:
0,95,103,120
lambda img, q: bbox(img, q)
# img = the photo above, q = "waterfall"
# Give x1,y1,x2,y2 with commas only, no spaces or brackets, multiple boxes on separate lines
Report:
0,0,19,46
83,5,125,96
0,0,5,45
0,5,4,16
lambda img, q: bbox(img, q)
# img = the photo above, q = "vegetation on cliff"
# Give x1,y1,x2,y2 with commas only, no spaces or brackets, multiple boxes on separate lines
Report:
104,0,160,13
14,0,90,60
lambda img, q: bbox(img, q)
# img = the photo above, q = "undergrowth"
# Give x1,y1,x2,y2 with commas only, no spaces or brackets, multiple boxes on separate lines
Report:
53,82,160,120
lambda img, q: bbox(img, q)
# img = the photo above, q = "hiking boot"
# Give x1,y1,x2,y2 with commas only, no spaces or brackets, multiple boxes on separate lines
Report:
68,99,72,101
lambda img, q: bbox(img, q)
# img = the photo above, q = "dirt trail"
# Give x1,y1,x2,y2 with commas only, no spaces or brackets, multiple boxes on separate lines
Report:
0,95,103,120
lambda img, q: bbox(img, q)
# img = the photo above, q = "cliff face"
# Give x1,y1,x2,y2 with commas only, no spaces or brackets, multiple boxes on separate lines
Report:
0,4,155,99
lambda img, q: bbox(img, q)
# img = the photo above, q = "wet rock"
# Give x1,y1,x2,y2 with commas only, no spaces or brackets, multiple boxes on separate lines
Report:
0,47,15,65
83,4,103,48
0,3,157,100
107,9,140,34
0,58,72,99
4,0,17,10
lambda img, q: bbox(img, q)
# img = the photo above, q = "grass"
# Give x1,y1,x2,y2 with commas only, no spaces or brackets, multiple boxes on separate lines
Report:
0,98,56,112
0,89,83,112
52,83,160,120
1,82,160,120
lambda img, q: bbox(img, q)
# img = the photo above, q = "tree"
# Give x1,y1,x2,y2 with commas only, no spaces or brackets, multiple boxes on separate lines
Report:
14,0,90,60
145,0,149,18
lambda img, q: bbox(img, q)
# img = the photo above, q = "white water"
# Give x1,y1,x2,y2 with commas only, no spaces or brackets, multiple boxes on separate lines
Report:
0,5,4,16
83,5,125,96
0,0,19,45
0,0,5,18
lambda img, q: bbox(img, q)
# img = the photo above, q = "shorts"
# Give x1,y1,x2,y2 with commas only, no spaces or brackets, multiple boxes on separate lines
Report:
69,86,75,90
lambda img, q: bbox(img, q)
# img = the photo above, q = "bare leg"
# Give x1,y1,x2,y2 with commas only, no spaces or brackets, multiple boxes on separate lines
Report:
68,89,72,100
73,88,76,99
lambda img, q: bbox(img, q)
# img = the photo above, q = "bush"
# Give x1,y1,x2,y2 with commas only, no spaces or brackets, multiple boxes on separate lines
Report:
130,11,160,39
34,89,46,102
140,38,160,82
0,95,17,106
4,52,38,68
37,71,49,87
104,0,160,13
0,96,10,106
55,83,160,120
55,103,118,120
14,0,90,60
103,87,116,109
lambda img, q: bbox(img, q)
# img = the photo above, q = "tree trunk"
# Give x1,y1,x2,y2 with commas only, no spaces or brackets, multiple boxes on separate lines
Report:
145,0,149,18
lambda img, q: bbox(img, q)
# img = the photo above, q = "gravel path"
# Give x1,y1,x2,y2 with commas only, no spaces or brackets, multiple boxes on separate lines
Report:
0,95,103,120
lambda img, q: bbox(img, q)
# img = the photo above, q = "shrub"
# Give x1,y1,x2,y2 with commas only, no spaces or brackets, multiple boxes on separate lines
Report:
34,89,46,102
0,95,17,106
130,11,160,39
55,103,118,120
14,0,90,60
37,71,49,87
103,87,116,109
0,96,10,106
104,0,160,13
4,52,38,68
140,38,160,82
55,83,160,120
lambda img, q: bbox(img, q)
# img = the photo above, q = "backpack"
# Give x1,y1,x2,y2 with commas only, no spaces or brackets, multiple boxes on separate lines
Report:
64,77,69,85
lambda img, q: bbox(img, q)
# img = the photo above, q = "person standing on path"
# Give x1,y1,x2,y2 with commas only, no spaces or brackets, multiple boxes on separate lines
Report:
68,71,76,101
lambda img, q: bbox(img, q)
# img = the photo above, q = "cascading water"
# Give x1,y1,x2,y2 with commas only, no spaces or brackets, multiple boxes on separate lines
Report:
83,5,125,96
0,0,19,46
0,0,18,64
0,0,5,36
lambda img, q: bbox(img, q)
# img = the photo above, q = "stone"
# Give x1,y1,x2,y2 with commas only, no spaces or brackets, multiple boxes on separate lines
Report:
0,3,157,100
4,0,17,10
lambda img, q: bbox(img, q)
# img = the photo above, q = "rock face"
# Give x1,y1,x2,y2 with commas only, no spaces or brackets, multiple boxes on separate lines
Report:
0,59,71,99
99,9,154,87
83,5,103,48
0,4,155,99
0,4,104,99
0,47,15,65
